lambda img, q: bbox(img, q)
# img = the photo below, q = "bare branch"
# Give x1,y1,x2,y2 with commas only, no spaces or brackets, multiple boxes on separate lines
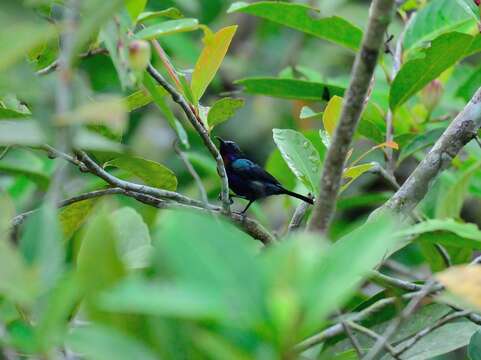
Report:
383,88,481,215
338,311,364,358
308,0,396,233
370,271,424,292
36,48,108,76
287,196,312,234
146,64,231,215
346,321,400,359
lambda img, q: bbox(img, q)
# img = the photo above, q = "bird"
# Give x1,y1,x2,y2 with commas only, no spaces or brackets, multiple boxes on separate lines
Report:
217,137,314,214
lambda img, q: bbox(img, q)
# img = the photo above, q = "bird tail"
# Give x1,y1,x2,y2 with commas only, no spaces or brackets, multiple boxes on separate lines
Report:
281,188,314,204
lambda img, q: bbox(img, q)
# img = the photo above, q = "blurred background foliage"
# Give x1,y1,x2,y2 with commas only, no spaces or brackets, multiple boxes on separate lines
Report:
2,0,481,359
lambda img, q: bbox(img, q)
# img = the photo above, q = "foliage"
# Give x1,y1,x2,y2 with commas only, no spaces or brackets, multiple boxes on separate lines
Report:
1,0,481,359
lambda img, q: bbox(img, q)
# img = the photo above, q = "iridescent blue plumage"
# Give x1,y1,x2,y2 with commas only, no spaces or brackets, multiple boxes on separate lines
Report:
217,137,314,213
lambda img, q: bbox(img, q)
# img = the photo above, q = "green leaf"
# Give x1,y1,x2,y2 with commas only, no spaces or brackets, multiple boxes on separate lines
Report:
388,321,479,360
0,121,46,146
272,129,322,195
99,278,227,320
124,85,168,111
104,155,177,191
341,162,376,192
0,22,56,71
236,77,344,101
398,218,481,250
469,329,481,360
134,19,199,40
59,198,98,239
66,324,158,360
456,65,481,101
227,1,362,51
0,148,50,189
322,95,343,137
110,207,152,269
191,25,237,103
455,0,481,21
436,160,481,219
0,193,37,305
0,108,30,119
74,129,124,154
266,149,296,190
398,128,445,164
20,203,64,292
390,32,473,110
301,213,398,335
403,0,476,54
299,106,322,120
142,74,189,148
137,8,184,22
126,0,147,22
207,97,244,130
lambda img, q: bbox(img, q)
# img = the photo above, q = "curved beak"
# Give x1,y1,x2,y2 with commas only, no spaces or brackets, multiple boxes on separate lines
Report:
215,136,225,144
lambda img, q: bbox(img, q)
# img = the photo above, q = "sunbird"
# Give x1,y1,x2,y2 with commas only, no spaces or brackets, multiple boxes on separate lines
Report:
217,137,314,213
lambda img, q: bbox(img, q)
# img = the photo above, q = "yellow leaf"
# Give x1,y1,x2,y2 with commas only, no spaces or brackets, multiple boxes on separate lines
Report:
341,162,375,192
436,265,481,310
191,25,237,103
322,96,343,137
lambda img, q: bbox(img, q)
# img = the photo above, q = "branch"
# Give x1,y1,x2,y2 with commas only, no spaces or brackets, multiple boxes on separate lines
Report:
36,48,108,76
338,311,364,358
287,196,312,234
370,271,424,292
346,321,400,359
146,64,231,215
308,0,396,233
383,88,481,214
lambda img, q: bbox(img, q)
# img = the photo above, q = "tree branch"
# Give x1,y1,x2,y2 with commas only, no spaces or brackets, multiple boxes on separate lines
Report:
308,0,396,233
36,48,108,76
383,87,481,215
346,321,400,359
146,64,231,215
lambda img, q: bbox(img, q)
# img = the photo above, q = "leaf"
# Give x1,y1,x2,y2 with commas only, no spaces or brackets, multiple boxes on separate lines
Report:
390,32,473,110
0,22,56,71
436,265,481,310
126,0,147,22
455,0,481,21
142,74,189,148
403,0,476,54
0,108,30,119
384,321,479,360
99,278,227,320
266,149,296,190
124,85,168,111
0,121,46,146
58,96,128,134
134,19,199,40
227,1,362,51
397,218,481,250
272,129,322,195
0,148,50,189
137,8,184,22
0,193,37,305
301,213,398,335
66,324,158,360
398,128,445,163
207,98,244,130
299,106,322,120
323,95,343,137
456,65,481,102
19,203,64,292
74,129,124,153
236,77,345,101
110,207,152,269
59,198,97,239
191,25,237,103
104,155,177,191
436,160,481,219
341,162,376,192
468,329,481,360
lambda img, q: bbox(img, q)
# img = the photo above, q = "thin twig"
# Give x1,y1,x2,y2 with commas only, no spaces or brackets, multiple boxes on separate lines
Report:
370,271,424,292
149,38,183,91
338,311,364,358
174,140,209,205
308,0,396,233
146,64,231,215
370,163,400,190
346,321,400,359
287,197,312,234
392,310,471,357
362,280,438,360
0,146,11,160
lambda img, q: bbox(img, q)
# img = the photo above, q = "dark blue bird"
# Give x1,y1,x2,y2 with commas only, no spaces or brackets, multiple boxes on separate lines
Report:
217,137,314,214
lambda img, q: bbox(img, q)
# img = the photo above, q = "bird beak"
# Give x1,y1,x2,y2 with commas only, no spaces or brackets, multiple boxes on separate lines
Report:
215,136,225,144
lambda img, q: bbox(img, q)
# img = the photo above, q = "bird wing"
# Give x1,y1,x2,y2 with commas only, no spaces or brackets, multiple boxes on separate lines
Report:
230,158,281,185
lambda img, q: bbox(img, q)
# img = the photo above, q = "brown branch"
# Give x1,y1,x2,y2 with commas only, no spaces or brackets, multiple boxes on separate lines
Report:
287,195,312,234
382,87,481,215
146,64,231,215
308,0,396,233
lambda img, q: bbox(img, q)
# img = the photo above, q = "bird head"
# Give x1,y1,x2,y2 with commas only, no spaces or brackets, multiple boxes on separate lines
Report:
216,137,243,162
